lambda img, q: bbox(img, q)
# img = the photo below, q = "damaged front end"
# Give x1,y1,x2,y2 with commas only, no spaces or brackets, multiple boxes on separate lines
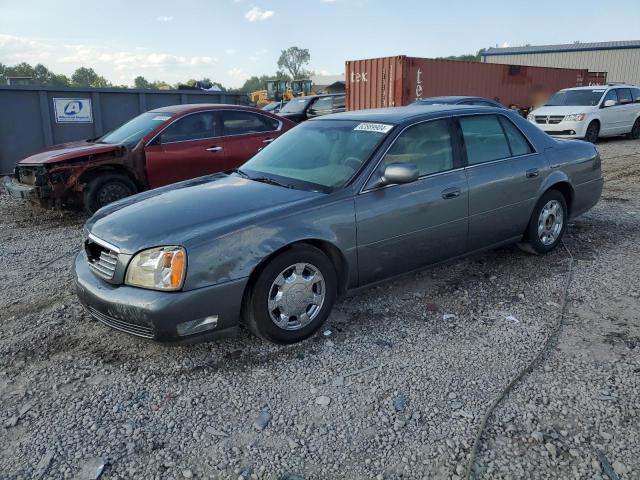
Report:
4,163,76,208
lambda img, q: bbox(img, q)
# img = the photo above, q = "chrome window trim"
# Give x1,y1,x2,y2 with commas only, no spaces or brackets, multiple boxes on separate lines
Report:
145,109,283,147
88,233,121,254
358,115,460,195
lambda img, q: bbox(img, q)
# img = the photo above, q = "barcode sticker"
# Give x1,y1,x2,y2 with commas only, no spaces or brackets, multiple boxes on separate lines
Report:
354,123,393,133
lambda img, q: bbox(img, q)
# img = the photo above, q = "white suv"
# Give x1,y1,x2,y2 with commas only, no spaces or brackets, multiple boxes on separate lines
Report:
527,84,640,143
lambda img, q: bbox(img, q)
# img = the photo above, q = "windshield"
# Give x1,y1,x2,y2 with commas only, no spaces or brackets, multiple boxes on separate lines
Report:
279,97,313,114
98,112,173,145
240,120,392,192
545,89,605,107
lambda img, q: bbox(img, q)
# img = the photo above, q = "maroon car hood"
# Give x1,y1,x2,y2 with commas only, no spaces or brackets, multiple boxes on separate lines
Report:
18,141,124,165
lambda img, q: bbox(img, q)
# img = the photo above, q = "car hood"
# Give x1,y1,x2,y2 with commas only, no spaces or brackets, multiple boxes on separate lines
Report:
86,173,323,254
531,105,596,116
18,141,125,166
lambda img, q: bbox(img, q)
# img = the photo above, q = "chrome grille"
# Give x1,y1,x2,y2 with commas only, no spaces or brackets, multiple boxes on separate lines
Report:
85,235,119,280
535,115,565,125
87,306,154,339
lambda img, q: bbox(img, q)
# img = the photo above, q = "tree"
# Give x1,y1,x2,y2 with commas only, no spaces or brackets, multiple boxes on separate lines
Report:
134,76,152,89
241,71,290,92
277,47,311,80
71,67,110,88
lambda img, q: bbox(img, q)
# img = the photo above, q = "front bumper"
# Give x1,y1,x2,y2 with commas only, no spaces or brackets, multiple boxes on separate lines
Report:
529,120,589,139
2,176,41,202
74,252,247,344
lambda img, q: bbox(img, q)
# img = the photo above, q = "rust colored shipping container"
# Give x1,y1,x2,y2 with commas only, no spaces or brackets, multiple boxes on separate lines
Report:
346,56,594,111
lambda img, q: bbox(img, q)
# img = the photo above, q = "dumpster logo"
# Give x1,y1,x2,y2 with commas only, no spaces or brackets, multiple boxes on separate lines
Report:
53,98,93,123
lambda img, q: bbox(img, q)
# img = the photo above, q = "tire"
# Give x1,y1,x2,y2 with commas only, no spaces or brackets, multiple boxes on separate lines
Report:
245,245,337,344
519,190,568,255
628,118,640,140
83,173,137,214
584,121,600,143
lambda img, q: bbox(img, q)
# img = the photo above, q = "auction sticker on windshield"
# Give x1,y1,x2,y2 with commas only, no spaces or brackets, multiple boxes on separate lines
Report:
354,123,393,133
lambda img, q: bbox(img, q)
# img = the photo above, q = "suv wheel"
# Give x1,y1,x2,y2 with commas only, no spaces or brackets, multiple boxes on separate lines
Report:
244,245,337,344
629,118,640,140
83,173,137,214
518,190,568,255
584,122,600,143
584,121,600,143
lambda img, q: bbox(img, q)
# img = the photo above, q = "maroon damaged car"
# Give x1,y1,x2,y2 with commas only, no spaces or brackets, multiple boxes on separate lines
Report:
3,104,295,213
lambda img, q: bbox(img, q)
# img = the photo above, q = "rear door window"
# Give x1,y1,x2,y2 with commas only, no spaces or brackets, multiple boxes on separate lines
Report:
459,115,511,165
616,89,633,105
159,112,217,143
332,95,346,110
222,110,279,135
382,119,454,176
498,116,534,156
632,88,640,103
311,97,334,114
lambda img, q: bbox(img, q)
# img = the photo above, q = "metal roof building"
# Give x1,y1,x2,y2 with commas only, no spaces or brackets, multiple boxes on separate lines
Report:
481,40,640,85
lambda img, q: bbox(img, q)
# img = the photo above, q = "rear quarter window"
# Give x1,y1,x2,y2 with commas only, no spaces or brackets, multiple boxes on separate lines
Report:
498,117,534,156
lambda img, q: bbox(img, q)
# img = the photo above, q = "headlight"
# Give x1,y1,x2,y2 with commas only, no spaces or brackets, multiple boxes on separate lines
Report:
527,113,535,121
564,113,586,122
125,246,186,291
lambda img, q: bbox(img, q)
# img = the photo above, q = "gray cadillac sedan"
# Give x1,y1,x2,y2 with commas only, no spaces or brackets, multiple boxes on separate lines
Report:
75,104,603,344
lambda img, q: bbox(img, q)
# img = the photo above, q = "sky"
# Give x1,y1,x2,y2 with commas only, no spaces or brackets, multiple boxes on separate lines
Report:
1,0,639,88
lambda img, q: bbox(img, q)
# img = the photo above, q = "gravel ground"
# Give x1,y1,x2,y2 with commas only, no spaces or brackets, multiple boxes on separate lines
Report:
0,138,638,480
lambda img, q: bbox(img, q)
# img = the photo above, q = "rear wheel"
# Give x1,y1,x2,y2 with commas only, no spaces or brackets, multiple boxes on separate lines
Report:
83,173,137,214
518,190,568,255
245,245,337,344
584,121,599,143
629,118,640,140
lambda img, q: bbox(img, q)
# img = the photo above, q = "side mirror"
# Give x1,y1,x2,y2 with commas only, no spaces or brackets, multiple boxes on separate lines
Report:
307,109,318,118
379,163,419,186
603,99,617,108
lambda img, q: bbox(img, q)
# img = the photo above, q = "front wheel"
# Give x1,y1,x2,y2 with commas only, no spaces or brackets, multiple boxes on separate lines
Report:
519,190,568,255
83,173,137,214
628,118,640,140
244,245,337,344
584,121,599,143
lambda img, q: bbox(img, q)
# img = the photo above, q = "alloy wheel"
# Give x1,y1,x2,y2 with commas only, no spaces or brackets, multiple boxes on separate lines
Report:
538,200,564,246
268,263,326,331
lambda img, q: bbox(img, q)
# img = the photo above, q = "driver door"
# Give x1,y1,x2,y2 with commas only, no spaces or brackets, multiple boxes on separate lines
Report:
355,119,468,285
144,111,226,188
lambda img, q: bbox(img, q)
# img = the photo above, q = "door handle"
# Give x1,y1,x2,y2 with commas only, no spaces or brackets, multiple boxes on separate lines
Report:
206,146,223,152
526,168,539,178
262,138,275,144
441,188,461,200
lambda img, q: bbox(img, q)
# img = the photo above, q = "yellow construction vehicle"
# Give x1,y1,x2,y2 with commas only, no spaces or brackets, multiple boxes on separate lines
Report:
250,80,313,107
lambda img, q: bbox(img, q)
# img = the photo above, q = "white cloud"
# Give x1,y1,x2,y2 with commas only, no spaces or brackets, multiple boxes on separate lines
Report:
248,48,269,62
225,48,238,56
156,15,174,22
227,67,250,82
244,7,274,22
0,33,54,63
500,42,511,48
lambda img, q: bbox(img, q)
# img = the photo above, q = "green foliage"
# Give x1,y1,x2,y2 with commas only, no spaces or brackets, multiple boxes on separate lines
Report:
438,49,487,62
241,71,290,93
277,47,311,80
71,67,111,88
134,76,153,89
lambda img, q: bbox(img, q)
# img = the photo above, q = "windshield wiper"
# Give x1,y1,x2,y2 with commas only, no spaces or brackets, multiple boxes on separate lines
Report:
229,168,250,179
250,176,294,189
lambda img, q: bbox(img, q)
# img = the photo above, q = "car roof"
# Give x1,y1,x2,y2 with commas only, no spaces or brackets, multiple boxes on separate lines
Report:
148,103,259,114
559,84,636,92
316,103,498,124
414,95,487,103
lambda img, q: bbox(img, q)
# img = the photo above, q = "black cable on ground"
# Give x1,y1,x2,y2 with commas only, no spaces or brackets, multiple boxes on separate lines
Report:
464,241,575,480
